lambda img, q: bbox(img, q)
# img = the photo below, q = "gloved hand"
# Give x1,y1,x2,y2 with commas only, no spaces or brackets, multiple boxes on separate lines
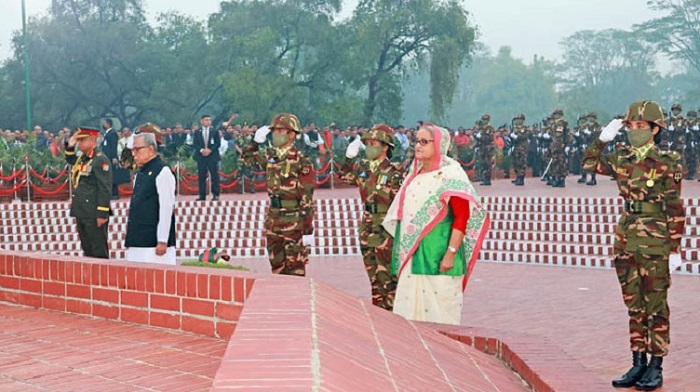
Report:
693,125,699,131
669,253,682,272
669,125,675,131
345,137,363,159
302,234,314,247
573,131,580,137
475,133,481,139
254,126,271,144
583,128,591,135
542,133,550,139
565,146,570,155
599,119,624,142
511,133,517,140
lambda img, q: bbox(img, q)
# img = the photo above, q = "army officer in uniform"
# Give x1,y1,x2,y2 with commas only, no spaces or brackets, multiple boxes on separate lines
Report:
65,127,113,259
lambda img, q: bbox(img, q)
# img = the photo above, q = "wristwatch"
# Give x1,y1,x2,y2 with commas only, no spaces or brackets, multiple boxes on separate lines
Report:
447,245,458,254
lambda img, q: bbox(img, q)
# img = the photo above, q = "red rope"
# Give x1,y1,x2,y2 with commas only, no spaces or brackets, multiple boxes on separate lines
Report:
0,181,27,195
314,173,332,186
310,161,332,174
218,170,240,179
0,169,26,182
220,179,240,189
29,180,69,195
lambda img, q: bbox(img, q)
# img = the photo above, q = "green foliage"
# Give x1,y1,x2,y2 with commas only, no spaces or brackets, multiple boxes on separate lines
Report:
557,29,658,119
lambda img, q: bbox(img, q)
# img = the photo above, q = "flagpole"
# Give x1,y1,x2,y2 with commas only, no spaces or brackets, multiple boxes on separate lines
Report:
22,0,32,131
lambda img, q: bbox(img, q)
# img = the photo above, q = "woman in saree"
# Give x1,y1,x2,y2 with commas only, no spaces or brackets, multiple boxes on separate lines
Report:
383,123,490,325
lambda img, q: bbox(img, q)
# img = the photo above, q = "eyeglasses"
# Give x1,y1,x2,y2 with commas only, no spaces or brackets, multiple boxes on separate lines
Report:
132,145,148,153
416,139,434,146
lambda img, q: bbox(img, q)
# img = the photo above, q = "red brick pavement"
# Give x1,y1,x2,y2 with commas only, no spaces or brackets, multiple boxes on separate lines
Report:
0,303,228,391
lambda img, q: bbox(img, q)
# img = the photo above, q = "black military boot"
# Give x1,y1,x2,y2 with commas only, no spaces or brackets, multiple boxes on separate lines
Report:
612,352,647,388
586,173,597,186
514,175,524,186
577,173,587,183
547,176,555,186
481,178,491,186
634,356,663,391
557,177,566,188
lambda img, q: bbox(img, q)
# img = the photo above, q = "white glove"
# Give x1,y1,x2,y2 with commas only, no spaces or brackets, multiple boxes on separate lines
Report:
475,133,481,139
542,133,550,140
511,133,517,140
693,125,699,131
345,137,363,158
669,253,682,272
599,119,623,142
254,126,271,143
583,128,591,135
573,132,580,137
669,125,675,131
302,234,314,247
565,146,570,154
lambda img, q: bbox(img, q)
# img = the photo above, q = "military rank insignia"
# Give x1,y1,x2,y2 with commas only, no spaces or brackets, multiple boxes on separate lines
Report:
102,163,110,172
674,172,683,183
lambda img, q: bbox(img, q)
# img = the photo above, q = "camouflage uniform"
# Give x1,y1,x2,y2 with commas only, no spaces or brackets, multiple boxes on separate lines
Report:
571,115,587,177
476,114,495,185
581,112,601,185
65,127,113,259
540,116,554,183
583,100,685,390
685,111,699,180
549,109,569,187
236,133,257,193
510,114,529,186
340,124,405,310
243,113,315,276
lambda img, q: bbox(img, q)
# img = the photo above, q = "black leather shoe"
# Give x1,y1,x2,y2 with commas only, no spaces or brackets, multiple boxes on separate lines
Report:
586,179,597,185
212,195,220,201
577,175,587,183
634,356,662,391
612,352,647,388
481,178,491,186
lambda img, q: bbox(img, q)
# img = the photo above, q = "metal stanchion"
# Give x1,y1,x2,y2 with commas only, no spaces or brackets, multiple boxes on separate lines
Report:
175,160,181,196
25,158,31,202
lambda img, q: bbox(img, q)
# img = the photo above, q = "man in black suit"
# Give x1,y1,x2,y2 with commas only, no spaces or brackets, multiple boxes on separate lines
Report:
193,115,221,201
101,118,121,200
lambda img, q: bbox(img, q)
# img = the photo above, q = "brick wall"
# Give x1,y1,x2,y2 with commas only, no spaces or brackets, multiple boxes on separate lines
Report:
0,250,255,339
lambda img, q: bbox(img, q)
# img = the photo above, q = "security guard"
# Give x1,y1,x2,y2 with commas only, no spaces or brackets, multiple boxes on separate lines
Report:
65,127,113,258
341,124,405,310
243,113,315,276
583,100,685,391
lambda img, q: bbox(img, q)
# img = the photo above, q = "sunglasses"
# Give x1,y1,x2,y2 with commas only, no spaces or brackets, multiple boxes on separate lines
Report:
416,139,434,146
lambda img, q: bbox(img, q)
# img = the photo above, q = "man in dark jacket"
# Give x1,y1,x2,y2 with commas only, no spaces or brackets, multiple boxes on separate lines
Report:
193,114,221,201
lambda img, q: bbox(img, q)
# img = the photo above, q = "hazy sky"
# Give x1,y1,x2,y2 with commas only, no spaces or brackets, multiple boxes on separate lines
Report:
0,0,657,63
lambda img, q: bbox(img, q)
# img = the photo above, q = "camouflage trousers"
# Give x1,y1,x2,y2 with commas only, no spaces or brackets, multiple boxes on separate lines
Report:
549,149,567,178
614,252,670,356
265,209,308,276
512,145,528,176
360,238,397,311
478,145,493,180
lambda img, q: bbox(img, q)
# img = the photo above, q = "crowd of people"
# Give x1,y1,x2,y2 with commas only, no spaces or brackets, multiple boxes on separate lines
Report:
0,98,688,391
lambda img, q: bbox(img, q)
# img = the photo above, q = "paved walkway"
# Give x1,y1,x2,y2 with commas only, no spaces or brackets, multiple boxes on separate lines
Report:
0,303,227,391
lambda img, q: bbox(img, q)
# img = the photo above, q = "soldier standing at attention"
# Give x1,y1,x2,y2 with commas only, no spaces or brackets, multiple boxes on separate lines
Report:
583,100,685,391
244,113,315,276
549,108,569,188
340,124,405,310
510,113,529,186
65,127,113,259
668,103,686,161
475,114,495,185
685,110,699,180
584,112,601,185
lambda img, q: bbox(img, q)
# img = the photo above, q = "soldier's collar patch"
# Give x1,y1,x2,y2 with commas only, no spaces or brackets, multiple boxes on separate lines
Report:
674,172,683,183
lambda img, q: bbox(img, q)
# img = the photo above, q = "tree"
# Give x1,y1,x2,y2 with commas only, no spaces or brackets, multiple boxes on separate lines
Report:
638,0,700,73
342,0,475,124
208,0,344,125
557,29,657,118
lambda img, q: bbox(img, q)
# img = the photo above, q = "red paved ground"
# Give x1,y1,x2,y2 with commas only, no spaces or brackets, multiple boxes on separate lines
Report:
0,303,228,391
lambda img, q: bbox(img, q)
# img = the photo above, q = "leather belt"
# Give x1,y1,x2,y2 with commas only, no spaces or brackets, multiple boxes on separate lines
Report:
270,195,300,209
624,200,665,214
365,203,389,214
